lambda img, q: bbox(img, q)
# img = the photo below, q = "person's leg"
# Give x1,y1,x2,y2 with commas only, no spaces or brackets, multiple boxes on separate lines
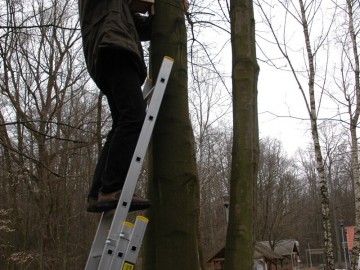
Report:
86,83,119,212
86,124,115,211
99,55,146,193
94,51,150,212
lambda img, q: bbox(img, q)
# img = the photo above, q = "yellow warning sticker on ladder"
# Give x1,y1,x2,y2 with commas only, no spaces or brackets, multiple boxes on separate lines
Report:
122,262,135,270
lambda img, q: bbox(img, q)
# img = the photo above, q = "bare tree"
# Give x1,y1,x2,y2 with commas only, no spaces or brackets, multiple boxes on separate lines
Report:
331,1,360,267
196,124,232,260
255,1,337,268
0,0,106,268
257,137,302,244
187,50,233,261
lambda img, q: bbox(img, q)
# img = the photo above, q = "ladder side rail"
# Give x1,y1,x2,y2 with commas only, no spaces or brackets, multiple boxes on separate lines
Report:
111,216,148,269
85,211,116,269
142,78,154,101
106,222,134,269
85,76,153,270
84,58,171,270
97,56,174,270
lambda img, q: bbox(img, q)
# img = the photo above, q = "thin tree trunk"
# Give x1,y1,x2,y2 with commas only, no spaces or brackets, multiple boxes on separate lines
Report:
298,1,335,269
224,0,259,269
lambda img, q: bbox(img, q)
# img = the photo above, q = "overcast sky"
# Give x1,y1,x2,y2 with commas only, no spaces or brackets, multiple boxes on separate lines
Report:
189,1,351,156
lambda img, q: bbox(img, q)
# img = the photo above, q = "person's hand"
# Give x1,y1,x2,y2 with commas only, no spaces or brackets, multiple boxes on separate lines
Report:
150,4,155,15
183,0,189,12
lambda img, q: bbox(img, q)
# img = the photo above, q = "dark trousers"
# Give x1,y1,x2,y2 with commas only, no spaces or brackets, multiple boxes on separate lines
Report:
89,50,146,197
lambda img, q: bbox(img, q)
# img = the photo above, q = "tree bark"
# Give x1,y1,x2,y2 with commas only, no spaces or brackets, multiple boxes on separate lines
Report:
224,0,259,269
298,1,335,269
143,0,201,269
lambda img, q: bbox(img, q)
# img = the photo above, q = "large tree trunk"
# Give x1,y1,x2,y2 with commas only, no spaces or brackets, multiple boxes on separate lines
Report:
143,0,201,269
224,0,259,269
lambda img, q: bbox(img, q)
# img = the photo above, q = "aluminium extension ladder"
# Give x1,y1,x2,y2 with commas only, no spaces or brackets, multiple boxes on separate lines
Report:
85,56,174,270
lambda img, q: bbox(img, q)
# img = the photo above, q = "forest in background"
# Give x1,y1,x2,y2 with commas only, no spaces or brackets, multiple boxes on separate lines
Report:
0,0,359,269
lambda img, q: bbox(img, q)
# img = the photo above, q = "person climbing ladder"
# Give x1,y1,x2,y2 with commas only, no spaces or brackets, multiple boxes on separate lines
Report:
78,0,153,213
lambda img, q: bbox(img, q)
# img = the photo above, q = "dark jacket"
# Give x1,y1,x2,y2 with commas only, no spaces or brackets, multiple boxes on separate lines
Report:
78,0,151,84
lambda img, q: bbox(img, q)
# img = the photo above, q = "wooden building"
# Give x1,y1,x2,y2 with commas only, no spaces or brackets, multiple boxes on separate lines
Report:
207,242,283,270
258,240,300,270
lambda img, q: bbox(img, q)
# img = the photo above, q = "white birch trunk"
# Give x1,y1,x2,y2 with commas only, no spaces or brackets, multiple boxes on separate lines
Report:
299,0,335,268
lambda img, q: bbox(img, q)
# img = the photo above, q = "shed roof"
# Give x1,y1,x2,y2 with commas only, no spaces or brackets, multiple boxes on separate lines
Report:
254,242,283,260
258,239,300,256
207,242,283,263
